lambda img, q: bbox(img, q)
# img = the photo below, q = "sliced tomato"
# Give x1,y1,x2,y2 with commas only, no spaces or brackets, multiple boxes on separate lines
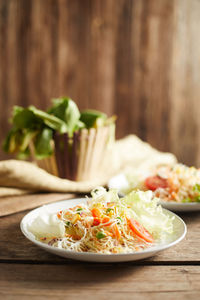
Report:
127,218,154,243
145,175,168,191
93,217,101,226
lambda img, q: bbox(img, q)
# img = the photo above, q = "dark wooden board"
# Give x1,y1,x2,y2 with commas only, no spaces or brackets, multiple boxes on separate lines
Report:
0,264,199,299
0,193,76,217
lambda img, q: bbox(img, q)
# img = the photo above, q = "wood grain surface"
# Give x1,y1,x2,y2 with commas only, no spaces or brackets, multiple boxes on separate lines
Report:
0,264,200,299
0,192,76,217
0,0,200,167
0,196,200,299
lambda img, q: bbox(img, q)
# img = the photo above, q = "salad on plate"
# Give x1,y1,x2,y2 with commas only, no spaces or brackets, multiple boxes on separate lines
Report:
123,164,200,204
28,187,174,254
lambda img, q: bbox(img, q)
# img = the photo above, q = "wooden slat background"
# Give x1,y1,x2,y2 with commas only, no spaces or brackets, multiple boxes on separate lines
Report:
0,0,199,166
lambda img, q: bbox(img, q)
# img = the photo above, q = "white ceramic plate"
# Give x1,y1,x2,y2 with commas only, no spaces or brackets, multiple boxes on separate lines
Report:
158,201,200,212
108,173,200,212
20,198,186,263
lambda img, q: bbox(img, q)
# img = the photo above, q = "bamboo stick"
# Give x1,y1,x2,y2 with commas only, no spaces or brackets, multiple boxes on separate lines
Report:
76,129,88,181
81,128,96,181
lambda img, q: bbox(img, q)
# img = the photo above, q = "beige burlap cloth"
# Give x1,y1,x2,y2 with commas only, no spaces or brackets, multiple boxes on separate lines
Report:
0,135,177,197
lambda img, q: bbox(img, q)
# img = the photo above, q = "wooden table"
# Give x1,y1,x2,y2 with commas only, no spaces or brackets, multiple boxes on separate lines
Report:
0,196,200,300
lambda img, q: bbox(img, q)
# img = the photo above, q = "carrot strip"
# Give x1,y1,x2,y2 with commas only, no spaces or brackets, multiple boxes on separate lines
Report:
112,224,121,240
91,208,101,218
102,216,110,223
104,230,113,237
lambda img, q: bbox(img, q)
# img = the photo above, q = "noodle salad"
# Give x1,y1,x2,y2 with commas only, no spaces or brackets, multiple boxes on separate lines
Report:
125,164,200,203
29,188,174,254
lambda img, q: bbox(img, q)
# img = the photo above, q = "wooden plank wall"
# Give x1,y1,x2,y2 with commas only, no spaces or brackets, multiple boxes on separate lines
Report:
0,0,199,166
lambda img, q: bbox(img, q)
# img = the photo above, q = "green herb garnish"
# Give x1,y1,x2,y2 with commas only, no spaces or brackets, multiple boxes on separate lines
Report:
76,208,83,212
193,183,200,193
195,196,200,202
116,217,122,224
65,221,71,227
96,232,106,239
182,198,192,203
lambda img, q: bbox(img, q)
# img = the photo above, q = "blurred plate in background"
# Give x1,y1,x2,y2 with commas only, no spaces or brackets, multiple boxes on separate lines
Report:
108,173,200,212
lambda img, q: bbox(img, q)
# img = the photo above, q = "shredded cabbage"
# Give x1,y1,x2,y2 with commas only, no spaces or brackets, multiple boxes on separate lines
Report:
123,190,174,241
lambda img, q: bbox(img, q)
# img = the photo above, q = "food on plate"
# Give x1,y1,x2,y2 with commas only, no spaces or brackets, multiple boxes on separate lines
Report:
28,187,174,254
125,164,200,203
3,98,115,180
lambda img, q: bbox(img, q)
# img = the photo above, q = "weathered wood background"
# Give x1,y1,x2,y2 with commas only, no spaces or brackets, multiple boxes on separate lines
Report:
0,0,199,166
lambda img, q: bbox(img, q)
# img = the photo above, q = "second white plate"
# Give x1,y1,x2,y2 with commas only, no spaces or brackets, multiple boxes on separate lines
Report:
108,173,200,212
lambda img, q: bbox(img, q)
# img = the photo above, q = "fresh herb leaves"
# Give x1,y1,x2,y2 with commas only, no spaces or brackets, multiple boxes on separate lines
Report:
193,183,200,202
3,98,114,160
193,183,200,193
3,105,65,159
80,109,106,129
96,232,106,239
34,128,54,159
48,98,84,136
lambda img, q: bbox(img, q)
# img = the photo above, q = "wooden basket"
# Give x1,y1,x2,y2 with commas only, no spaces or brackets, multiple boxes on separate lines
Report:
30,125,115,181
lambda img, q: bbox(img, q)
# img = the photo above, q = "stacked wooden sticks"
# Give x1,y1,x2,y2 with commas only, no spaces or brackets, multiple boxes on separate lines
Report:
31,125,115,182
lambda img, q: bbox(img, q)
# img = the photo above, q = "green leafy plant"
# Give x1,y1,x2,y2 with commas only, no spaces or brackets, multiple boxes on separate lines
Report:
48,98,84,136
80,109,107,128
3,105,66,159
3,98,115,160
